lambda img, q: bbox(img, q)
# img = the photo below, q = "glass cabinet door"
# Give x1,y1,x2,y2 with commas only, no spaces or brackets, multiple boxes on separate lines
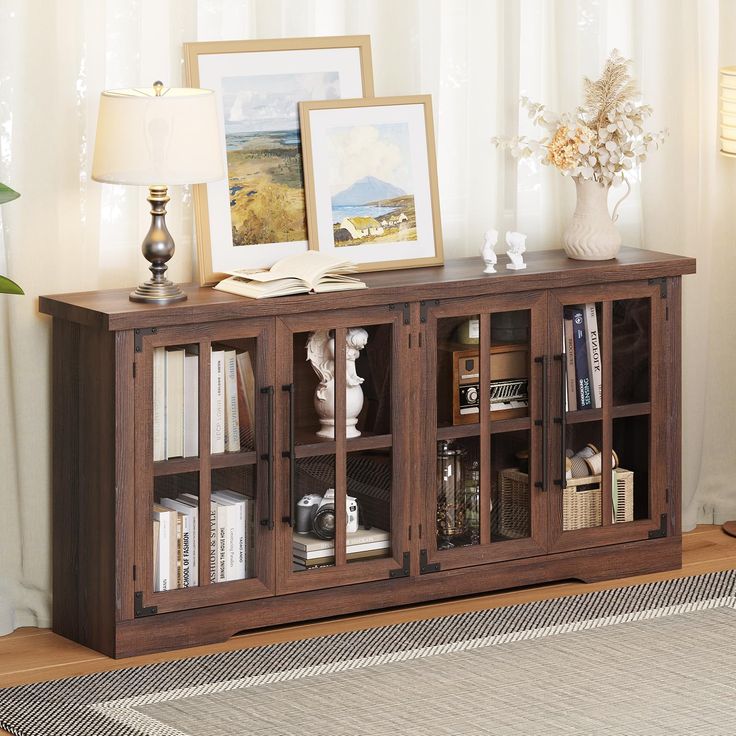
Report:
548,283,667,552
421,293,548,572
276,306,409,594
133,319,275,615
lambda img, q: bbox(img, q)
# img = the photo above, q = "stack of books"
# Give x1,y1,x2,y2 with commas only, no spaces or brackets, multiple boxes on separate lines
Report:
563,304,602,411
153,346,255,461
152,490,255,592
292,527,390,570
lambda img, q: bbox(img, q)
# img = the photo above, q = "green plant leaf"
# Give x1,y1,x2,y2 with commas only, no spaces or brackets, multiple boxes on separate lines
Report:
0,275,23,295
0,183,20,205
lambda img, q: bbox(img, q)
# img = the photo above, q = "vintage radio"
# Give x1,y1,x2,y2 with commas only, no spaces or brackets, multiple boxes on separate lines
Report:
438,343,529,425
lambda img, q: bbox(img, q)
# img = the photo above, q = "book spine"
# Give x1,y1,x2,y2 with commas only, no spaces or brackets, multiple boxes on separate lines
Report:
210,351,225,454
179,513,190,588
165,349,185,459
209,507,217,583
584,303,602,409
172,513,180,589
224,504,236,581
563,316,577,411
570,307,592,409
224,351,240,453
153,347,166,462
183,352,199,458
189,508,198,588
217,505,227,582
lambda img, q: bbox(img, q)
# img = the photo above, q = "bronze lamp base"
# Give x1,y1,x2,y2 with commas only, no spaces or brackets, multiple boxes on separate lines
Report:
130,184,187,305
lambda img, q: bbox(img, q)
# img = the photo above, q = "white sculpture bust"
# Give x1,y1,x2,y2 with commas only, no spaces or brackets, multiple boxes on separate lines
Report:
505,231,527,270
306,327,369,439
481,229,498,274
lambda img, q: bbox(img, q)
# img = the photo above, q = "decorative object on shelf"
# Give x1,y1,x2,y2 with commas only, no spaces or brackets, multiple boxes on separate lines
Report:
0,183,23,294
299,95,444,271
463,458,481,544
306,327,369,439
481,229,498,273
493,49,666,261
720,66,736,158
185,37,374,285
436,440,468,549
453,316,480,345
718,66,736,537
584,448,619,476
505,231,527,270
491,310,529,344
294,489,362,540
91,82,223,303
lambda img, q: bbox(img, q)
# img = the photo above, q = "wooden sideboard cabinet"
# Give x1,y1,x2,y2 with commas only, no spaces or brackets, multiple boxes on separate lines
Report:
40,247,696,658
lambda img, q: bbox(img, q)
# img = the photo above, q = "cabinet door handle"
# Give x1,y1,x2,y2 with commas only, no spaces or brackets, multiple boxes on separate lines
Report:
281,383,295,525
260,386,275,529
553,354,567,488
533,356,548,491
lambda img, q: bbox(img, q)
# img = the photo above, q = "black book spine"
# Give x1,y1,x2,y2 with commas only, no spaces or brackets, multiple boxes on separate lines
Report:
570,306,592,409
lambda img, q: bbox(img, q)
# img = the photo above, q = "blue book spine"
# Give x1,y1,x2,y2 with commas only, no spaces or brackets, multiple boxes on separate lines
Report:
569,306,592,409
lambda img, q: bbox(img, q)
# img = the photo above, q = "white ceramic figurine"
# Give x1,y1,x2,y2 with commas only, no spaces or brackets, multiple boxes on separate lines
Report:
481,229,498,274
505,231,527,270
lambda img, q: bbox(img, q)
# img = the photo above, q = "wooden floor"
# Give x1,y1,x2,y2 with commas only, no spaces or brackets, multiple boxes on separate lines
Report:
1,526,734,706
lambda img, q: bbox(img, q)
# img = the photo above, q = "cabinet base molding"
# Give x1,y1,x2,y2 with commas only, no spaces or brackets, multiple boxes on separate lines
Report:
109,536,681,658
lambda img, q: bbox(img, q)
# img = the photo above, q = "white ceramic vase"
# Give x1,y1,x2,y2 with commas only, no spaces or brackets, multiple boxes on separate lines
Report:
562,177,631,261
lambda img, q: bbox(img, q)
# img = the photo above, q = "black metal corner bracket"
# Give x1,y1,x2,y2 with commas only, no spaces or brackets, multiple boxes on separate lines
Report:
389,551,411,579
419,548,441,574
648,277,668,298
134,591,158,617
389,302,411,325
648,513,668,539
134,327,158,353
419,299,440,323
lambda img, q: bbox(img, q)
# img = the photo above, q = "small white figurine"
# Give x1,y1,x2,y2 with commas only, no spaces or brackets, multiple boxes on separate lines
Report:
505,231,527,271
481,229,498,274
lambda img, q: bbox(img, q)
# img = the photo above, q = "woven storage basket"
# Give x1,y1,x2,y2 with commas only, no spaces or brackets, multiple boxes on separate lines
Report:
497,467,634,535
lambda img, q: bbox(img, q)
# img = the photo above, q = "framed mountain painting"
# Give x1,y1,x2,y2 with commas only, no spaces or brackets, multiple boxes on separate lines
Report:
185,36,374,285
299,95,443,272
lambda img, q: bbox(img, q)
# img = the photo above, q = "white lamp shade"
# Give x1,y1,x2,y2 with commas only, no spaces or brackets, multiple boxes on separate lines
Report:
91,86,225,185
720,67,736,158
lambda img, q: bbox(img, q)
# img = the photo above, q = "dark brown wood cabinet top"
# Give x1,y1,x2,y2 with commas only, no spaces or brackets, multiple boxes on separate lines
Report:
40,247,695,330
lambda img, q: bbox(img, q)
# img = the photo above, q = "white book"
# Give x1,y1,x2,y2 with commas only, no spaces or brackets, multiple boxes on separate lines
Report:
223,350,240,453
292,527,390,553
160,498,199,587
153,347,166,462
212,490,247,580
210,350,225,454
583,303,602,409
152,504,177,591
183,351,199,458
210,500,228,582
165,348,185,459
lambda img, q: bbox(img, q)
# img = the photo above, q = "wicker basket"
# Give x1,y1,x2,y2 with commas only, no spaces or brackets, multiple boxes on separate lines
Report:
497,467,634,535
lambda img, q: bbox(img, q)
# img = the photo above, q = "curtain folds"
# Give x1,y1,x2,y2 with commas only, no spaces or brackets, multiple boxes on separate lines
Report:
0,0,733,634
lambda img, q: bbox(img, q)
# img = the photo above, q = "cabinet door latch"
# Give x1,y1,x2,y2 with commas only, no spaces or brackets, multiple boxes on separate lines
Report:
648,513,668,539
389,551,411,578
419,548,441,574
134,591,158,617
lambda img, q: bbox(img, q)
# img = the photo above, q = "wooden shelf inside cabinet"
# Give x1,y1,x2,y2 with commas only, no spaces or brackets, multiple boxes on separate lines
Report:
211,450,258,469
153,457,200,477
566,403,651,425
437,417,531,441
295,432,393,459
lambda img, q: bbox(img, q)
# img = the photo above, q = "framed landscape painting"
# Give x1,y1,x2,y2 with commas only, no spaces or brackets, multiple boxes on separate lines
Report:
299,95,443,272
185,36,374,285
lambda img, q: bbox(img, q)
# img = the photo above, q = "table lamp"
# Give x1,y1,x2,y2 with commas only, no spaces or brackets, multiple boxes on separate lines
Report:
720,66,736,536
92,82,224,304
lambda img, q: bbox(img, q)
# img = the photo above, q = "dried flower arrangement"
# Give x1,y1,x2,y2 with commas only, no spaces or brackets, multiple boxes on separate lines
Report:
492,50,667,186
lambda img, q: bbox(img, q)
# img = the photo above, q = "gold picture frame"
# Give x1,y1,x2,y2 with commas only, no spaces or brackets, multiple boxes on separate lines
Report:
299,95,444,272
185,36,374,286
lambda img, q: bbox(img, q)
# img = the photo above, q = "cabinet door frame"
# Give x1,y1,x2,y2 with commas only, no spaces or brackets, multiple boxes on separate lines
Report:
547,280,668,553
417,291,549,573
274,304,411,595
133,317,276,615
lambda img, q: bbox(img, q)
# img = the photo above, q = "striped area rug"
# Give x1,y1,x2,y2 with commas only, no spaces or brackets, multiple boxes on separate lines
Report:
1,570,735,735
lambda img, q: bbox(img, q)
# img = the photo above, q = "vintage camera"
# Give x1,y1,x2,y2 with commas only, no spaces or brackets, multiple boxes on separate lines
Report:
294,489,362,539
458,383,479,411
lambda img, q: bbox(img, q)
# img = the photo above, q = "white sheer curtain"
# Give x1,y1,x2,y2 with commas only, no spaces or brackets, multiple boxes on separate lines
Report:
0,0,733,634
